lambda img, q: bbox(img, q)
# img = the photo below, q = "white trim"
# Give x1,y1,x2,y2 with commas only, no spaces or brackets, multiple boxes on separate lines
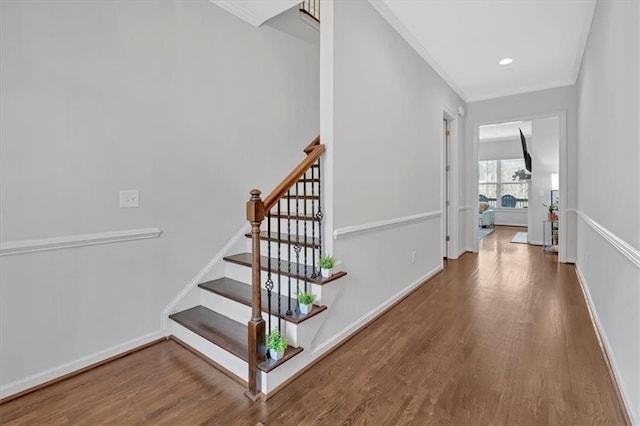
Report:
0,228,162,256
160,224,250,332
575,210,640,269
367,1,467,101
566,258,576,264
575,266,638,425
458,205,473,211
497,222,530,228
312,265,442,356
0,330,163,399
333,211,441,240
443,106,460,260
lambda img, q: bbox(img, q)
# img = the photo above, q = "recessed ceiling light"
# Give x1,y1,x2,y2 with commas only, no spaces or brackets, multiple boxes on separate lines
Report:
499,58,513,65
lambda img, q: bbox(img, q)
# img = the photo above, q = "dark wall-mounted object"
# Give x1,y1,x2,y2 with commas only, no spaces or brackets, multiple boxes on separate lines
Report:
520,128,532,172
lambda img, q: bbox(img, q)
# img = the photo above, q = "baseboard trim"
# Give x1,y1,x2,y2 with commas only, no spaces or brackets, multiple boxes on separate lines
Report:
266,266,443,400
457,248,472,258
0,227,162,256
0,332,165,403
160,224,249,332
574,266,635,425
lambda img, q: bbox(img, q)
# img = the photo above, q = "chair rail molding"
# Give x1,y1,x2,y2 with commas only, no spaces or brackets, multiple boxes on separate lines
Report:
333,211,441,240
574,209,640,269
0,227,162,256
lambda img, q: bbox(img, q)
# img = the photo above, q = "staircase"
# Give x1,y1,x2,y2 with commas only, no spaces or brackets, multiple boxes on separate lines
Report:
167,136,346,398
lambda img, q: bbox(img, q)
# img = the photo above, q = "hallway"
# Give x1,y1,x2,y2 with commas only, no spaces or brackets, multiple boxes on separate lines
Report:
0,228,629,425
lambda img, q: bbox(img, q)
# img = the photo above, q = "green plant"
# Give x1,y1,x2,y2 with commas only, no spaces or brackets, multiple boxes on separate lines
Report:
543,203,558,213
319,255,335,269
297,292,316,305
512,169,531,181
268,329,287,352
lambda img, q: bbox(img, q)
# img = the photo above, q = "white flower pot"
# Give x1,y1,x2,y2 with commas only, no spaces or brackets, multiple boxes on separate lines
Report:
321,267,332,278
299,303,312,315
269,349,285,361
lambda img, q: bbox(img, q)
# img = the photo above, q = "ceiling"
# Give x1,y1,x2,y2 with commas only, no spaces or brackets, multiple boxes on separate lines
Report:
370,0,596,102
212,0,596,103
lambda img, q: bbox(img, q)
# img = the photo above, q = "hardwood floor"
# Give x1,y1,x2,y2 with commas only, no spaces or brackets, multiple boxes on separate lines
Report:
0,227,629,425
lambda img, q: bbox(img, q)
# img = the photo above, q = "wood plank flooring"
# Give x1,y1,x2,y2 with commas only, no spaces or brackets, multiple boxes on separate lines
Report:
0,227,629,425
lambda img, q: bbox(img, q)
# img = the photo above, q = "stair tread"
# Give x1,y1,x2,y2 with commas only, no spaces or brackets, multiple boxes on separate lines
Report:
223,253,347,285
259,346,304,373
169,306,248,361
199,278,327,324
244,231,319,248
169,305,303,372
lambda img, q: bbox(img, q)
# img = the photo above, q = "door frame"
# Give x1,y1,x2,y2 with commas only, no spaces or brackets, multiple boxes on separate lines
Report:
471,110,568,263
442,106,460,260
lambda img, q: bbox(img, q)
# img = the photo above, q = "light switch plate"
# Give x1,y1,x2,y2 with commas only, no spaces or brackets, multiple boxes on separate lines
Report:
119,190,139,208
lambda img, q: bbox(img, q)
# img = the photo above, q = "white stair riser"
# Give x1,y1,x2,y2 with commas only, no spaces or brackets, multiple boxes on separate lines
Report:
224,261,323,300
170,320,248,382
200,289,299,346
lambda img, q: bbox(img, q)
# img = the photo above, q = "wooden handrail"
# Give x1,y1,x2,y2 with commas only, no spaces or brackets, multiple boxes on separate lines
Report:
264,143,324,211
303,135,320,154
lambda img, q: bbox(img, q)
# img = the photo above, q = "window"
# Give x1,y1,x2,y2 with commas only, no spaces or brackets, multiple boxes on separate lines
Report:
479,159,528,208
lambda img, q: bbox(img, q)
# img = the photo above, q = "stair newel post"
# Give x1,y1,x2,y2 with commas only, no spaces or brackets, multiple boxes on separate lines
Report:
246,189,266,399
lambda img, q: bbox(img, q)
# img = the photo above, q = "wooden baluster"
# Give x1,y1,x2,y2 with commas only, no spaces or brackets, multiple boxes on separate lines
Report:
245,189,265,400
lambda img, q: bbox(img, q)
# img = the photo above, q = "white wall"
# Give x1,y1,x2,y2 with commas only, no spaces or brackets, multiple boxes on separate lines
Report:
0,0,319,396
527,117,559,244
314,0,465,346
466,86,577,259
575,0,640,422
478,138,523,161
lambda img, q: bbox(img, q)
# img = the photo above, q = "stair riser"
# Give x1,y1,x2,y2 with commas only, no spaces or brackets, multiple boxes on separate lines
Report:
224,261,323,300
200,290,299,346
170,320,248,382
245,239,321,266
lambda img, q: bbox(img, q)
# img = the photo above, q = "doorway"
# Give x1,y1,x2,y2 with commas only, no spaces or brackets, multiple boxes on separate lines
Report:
472,113,567,262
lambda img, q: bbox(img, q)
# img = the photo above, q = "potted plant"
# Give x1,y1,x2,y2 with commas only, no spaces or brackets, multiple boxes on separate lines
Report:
512,169,531,181
318,255,335,278
268,329,287,361
297,292,316,315
543,203,558,221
